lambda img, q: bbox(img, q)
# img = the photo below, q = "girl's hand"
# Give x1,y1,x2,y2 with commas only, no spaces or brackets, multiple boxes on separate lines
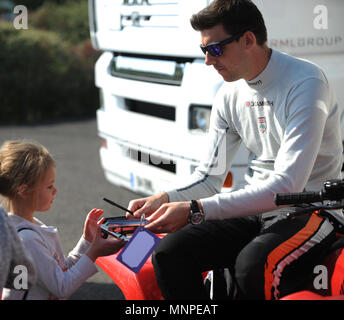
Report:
86,220,126,262
83,208,104,243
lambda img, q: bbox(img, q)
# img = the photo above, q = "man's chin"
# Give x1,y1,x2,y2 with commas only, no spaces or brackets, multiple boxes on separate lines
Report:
221,73,241,83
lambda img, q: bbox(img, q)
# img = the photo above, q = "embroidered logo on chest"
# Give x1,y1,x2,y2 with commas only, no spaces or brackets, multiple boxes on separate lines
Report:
258,117,267,133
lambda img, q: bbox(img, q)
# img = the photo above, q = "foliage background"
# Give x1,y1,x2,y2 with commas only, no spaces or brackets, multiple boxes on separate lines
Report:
0,0,100,124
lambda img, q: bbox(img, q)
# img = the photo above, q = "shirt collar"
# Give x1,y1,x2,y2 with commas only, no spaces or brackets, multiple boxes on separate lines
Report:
246,48,277,90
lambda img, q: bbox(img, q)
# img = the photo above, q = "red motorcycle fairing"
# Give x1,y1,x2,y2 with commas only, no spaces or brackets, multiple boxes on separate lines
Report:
96,232,211,300
96,251,163,300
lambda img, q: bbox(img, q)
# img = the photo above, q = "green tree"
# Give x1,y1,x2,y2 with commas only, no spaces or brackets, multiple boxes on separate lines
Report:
0,23,98,123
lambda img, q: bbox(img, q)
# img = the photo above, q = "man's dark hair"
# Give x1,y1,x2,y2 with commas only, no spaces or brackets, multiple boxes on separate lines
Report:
190,0,267,46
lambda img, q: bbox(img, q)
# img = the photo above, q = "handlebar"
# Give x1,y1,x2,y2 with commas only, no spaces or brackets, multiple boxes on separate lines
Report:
274,191,324,206
274,179,344,206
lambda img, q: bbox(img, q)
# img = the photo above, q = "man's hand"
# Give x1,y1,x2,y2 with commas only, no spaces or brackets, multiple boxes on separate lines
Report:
144,201,190,233
127,192,169,219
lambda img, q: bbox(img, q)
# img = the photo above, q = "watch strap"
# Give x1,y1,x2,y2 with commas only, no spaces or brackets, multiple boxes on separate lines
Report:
190,200,200,214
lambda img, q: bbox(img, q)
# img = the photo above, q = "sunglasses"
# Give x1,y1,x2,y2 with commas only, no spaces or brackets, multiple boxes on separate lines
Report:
200,34,242,57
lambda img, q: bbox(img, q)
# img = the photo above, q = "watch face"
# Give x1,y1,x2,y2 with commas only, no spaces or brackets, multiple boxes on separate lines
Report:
191,212,204,225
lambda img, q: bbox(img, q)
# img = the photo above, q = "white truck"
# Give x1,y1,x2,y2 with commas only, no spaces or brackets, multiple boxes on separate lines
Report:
88,0,344,196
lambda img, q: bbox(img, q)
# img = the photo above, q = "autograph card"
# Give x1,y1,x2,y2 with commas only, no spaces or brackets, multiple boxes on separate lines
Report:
116,227,161,274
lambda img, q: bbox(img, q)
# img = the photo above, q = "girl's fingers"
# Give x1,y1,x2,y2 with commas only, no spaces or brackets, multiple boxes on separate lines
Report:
89,208,104,220
95,209,104,220
97,217,105,226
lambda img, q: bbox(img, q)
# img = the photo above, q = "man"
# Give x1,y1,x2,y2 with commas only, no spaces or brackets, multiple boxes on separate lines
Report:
128,0,342,299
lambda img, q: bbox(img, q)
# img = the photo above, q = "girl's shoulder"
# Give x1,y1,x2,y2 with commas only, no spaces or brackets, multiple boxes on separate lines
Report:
9,215,54,245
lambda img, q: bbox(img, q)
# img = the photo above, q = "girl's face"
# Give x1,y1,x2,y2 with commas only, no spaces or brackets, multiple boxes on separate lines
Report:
35,166,58,212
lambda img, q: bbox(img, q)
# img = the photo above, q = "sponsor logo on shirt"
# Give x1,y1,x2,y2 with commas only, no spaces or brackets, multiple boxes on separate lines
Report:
247,79,262,86
245,100,274,107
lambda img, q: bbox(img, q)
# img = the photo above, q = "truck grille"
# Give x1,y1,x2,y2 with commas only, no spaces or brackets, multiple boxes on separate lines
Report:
124,98,176,121
120,0,180,29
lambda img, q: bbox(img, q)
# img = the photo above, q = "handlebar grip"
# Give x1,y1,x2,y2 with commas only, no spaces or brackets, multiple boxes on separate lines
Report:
274,192,323,205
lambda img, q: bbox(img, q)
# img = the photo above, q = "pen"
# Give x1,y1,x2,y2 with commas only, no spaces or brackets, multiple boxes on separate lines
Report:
103,197,135,215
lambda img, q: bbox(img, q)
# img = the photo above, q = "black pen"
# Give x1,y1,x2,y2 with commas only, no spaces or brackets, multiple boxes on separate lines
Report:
103,197,134,215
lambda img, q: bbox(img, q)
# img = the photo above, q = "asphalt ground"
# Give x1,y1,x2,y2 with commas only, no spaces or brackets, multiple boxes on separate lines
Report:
0,118,142,300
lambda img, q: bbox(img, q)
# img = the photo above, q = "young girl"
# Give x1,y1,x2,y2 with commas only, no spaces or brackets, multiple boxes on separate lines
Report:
0,140,124,300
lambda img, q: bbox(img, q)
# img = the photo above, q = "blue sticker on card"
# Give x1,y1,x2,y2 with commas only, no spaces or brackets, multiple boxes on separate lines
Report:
116,226,161,274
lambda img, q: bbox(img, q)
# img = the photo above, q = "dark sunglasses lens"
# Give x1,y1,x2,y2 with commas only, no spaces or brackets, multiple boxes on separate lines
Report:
200,44,223,56
208,44,222,57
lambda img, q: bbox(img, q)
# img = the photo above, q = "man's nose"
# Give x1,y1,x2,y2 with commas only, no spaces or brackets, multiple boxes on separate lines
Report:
205,52,216,66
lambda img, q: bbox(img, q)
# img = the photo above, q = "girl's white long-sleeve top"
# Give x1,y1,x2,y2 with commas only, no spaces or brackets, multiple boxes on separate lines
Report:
167,49,343,220
2,214,98,300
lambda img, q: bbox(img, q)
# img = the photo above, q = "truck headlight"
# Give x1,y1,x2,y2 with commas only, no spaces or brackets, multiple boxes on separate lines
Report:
189,104,211,132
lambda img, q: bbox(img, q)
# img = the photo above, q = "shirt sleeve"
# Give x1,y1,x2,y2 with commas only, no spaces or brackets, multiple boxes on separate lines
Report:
167,85,242,202
64,236,93,269
202,77,332,220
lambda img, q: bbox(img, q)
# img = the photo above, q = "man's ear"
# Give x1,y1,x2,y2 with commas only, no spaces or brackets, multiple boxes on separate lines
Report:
242,31,256,49
17,184,30,199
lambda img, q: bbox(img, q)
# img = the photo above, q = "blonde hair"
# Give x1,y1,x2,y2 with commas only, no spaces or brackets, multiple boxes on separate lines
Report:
0,140,55,210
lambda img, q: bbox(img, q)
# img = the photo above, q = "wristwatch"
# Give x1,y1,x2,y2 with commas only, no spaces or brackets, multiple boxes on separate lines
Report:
188,200,205,225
